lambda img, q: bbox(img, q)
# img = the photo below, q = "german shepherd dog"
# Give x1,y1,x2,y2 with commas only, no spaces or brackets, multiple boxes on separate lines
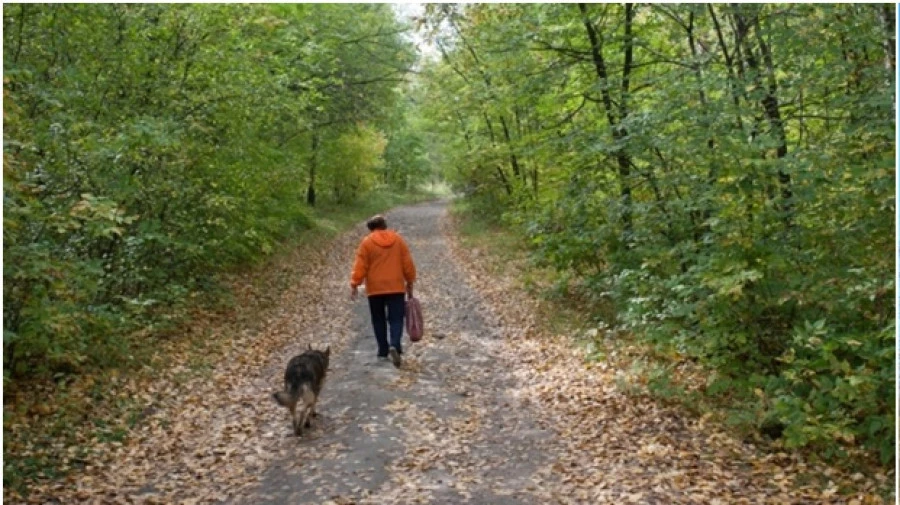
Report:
273,344,330,436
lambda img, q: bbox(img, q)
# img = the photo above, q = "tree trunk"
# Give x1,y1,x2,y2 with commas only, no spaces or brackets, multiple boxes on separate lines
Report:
498,115,521,180
879,4,895,71
578,3,633,241
708,4,746,130
687,9,717,241
306,133,319,206
483,113,513,195
732,5,792,223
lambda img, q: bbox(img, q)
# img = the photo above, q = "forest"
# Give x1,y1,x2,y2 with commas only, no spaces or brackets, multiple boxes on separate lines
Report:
415,3,895,465
3,2,896,492
5,3,427,375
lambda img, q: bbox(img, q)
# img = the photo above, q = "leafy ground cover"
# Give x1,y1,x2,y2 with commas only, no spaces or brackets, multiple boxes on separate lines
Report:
2,190,435,499
3,199,893,504
448,201,895,502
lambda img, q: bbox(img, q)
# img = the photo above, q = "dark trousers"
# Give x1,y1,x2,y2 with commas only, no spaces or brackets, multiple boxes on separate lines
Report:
367,293,405,356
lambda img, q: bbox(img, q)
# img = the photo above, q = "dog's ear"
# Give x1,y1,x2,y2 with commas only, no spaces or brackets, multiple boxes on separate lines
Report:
325,345,331,357
307,343,313,351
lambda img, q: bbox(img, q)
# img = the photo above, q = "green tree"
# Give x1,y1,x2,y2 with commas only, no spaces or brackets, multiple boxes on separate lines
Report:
3,3,419,378
417,2,895,464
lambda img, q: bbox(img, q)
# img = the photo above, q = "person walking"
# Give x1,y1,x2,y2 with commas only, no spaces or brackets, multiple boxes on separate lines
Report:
350,214,416,367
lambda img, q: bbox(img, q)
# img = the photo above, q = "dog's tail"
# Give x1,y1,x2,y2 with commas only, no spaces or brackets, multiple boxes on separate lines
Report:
273,390,292,406
273,382,315,407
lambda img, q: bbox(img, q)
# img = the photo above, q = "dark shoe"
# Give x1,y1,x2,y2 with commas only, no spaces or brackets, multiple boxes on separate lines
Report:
389,347,402,368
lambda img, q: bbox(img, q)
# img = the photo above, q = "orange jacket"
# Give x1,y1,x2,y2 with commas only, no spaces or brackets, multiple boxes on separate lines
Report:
350,229,416,296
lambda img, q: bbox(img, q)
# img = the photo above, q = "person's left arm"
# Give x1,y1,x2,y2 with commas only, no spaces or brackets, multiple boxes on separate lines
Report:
400,237,416,298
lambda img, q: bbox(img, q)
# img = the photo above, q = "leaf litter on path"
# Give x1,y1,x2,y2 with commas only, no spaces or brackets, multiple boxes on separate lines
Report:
7,227,362,504
441,208,893,504
8,200,892,504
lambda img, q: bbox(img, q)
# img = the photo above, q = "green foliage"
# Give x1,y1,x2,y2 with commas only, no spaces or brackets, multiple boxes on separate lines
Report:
771,321,895,462
382,95,434,191
3,4,423,380
320,124,387,203
421,3,895,465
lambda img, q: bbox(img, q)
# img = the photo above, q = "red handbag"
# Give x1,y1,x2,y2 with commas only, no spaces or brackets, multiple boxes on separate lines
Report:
405,296,424,342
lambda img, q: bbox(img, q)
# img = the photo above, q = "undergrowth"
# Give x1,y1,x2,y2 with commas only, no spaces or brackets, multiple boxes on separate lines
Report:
3,189,438,497
449,199,895,499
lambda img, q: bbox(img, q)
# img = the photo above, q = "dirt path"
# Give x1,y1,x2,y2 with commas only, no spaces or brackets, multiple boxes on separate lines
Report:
231,201,560,504
14,200,888,504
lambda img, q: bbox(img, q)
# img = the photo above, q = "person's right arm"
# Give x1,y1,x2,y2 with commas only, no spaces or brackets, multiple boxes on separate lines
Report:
350,240,369,299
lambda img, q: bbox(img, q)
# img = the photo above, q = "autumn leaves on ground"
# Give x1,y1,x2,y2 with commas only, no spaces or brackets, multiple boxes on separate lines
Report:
3,200,891,504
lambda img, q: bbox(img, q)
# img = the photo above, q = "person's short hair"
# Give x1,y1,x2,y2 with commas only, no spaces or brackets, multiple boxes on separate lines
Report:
366,215,387,231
